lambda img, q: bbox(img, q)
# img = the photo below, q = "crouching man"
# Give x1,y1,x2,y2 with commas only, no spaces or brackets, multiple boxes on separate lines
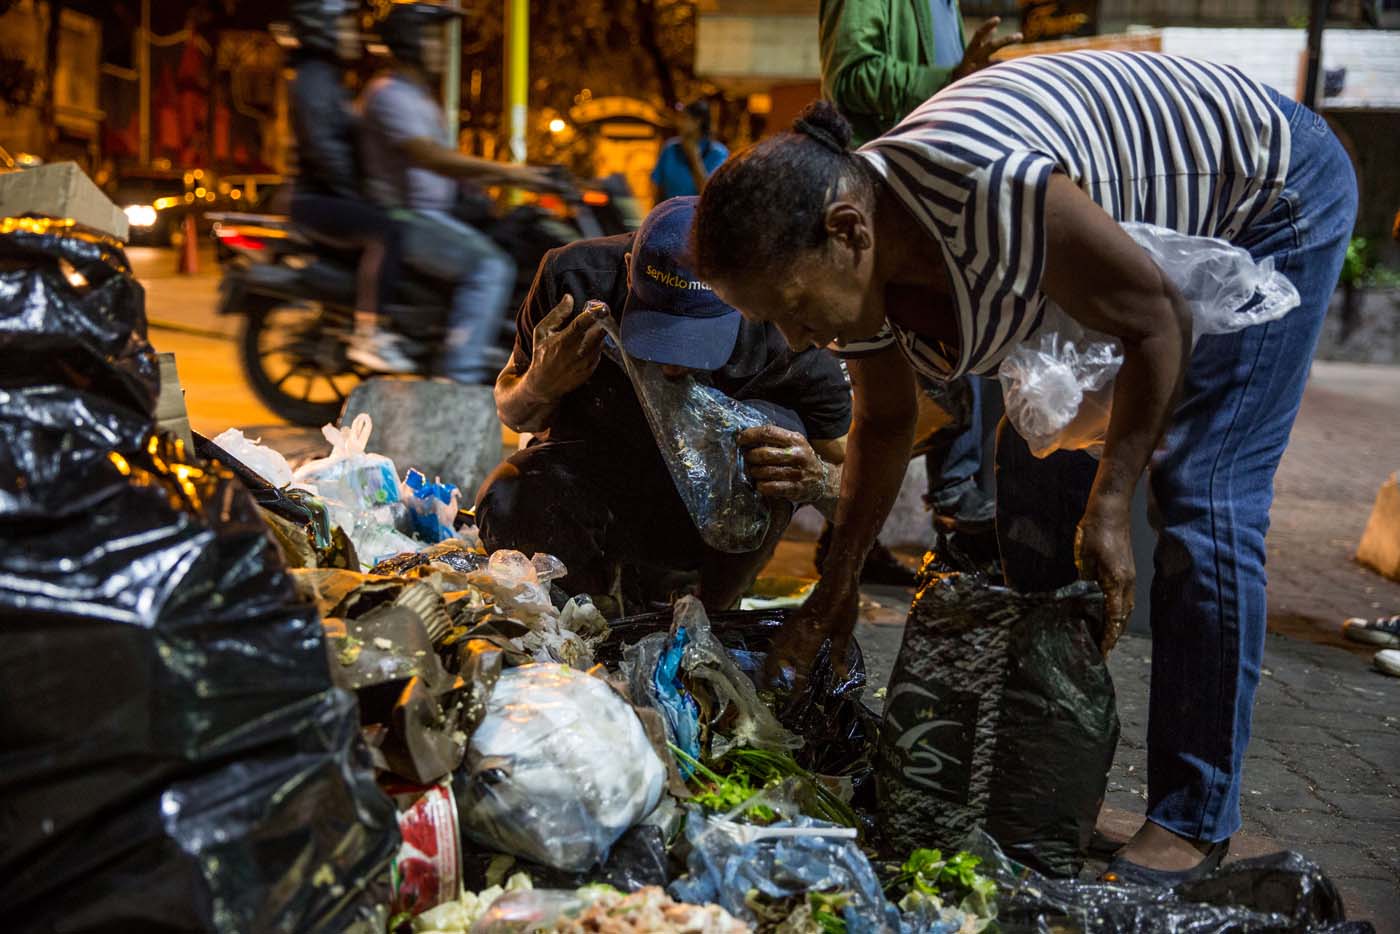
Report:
476,197,852,610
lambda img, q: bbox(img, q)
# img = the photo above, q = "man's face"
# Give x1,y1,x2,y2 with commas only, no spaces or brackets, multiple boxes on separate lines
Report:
334,14,360,62
419,30,446,75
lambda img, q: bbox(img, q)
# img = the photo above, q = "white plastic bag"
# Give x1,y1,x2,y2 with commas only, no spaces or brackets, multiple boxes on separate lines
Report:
211,428,293,487
292,413,418,567
292,413,401,509
456,664,667,872
999,223,1301,458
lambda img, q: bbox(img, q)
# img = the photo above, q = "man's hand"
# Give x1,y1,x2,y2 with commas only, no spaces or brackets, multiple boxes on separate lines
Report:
740,426,830,504
522,295,607,403
951,16,1022,82
762,582,860,694
495,163,562,192
1075,492,1135,655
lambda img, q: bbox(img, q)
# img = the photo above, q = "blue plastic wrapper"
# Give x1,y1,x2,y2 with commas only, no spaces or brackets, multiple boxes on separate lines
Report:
401,467,460,544
669,810,903,933
622,627,702,776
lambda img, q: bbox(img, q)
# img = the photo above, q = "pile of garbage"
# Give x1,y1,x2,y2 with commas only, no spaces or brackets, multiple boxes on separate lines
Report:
1,221,1375,934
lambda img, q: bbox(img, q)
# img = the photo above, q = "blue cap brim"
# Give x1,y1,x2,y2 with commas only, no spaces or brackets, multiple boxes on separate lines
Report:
620,294,741,371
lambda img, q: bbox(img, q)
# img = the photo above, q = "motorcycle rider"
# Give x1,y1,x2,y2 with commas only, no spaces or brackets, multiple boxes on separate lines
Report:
288,0,410,372
359,1,550,383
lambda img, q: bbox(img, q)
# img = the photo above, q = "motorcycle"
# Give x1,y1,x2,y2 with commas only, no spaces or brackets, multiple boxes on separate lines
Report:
211,169,640,426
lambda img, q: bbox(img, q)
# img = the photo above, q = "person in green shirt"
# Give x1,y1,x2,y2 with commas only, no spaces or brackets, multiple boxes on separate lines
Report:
818,1,1019,543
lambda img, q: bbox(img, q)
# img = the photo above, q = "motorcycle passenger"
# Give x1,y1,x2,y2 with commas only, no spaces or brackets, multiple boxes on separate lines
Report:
288,0,410,373
359,1,550,384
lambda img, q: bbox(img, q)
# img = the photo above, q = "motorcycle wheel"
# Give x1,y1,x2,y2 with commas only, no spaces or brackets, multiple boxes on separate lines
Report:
239,299,367,427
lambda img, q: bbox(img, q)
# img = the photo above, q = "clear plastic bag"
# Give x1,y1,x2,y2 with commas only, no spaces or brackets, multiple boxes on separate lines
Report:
455,663,667,872
292,413,420,566
211,427,294,487
672,597,800,758
466,550,566,628
998,222,1301,458
596,304,772,554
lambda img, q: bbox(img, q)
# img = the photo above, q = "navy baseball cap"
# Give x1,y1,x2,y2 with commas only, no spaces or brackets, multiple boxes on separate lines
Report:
621,196,741,371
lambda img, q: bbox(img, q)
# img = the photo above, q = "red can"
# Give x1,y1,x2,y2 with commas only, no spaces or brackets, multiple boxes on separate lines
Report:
387,779,462,917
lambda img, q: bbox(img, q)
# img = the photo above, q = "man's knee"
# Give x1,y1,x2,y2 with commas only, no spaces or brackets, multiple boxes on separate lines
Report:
474,460,529,551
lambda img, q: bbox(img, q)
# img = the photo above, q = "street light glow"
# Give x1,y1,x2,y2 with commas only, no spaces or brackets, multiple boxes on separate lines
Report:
548,118,567,134
124,204,158,228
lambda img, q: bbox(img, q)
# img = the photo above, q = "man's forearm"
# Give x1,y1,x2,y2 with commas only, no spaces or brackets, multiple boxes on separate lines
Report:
494,367,559,434
818,350,918,587
403,137,512,183
813,459,844,523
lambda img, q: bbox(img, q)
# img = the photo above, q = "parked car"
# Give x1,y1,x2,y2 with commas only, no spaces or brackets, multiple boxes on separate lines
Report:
108,169,193,246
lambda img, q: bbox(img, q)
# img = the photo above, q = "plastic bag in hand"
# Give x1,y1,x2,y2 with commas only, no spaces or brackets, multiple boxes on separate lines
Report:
455,664,667,872
998,222,1301,458
597,306,771,554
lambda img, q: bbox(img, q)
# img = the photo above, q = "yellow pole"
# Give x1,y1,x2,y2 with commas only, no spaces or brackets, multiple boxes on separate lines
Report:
442,0,461,141
504,0,528,164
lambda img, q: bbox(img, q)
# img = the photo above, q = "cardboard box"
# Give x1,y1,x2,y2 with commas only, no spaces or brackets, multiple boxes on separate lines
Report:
155,353,194,453
1356,473,1400,583
0,161,128,240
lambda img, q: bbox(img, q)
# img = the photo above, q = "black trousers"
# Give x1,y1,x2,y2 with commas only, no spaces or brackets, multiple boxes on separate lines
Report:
475,439,785,600
290,192,402,314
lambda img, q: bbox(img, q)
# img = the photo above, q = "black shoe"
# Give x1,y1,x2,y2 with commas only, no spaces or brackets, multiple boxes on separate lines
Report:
930,484,996,534
815,525,917,588
1101,839,1230,887
861,541,917,588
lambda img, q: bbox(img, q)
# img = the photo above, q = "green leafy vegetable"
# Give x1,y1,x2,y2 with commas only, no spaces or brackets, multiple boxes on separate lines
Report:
807,890,850,933
886,848,997,919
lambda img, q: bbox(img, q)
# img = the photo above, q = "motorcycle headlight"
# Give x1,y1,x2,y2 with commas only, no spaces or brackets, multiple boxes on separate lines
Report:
124,204,158,228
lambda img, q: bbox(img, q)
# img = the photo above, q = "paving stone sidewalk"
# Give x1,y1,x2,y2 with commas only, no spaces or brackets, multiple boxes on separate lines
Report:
1106,632,1400,929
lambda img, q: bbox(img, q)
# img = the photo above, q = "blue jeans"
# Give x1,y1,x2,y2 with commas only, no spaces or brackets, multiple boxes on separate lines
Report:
922,374,984,503
997,90,1357,842
399,209,516,383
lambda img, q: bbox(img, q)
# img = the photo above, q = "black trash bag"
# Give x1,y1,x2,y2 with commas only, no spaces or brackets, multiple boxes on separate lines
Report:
0,227,398,932
370,541,490,577
962,831,1372,933
0,427,401,932
0,221,159,414
877,571,1119,878
600,609,879,779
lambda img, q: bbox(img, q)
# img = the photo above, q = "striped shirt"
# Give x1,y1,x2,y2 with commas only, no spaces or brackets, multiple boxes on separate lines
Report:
839,51,1292,379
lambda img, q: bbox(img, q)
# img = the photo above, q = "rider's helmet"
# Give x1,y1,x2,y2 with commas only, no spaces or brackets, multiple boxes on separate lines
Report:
376,1,464,71
289,0,353,61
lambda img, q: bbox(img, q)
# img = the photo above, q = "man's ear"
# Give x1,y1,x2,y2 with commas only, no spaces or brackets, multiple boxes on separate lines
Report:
824,201,873,252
